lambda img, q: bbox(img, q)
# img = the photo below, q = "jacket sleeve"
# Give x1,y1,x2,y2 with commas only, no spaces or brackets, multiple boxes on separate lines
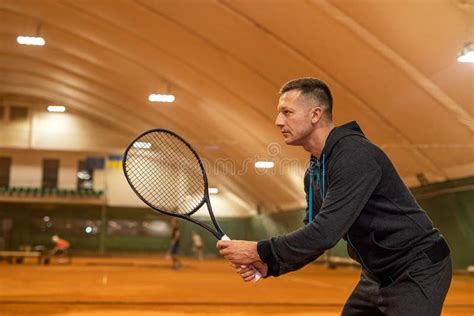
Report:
257,139,382,274
261,251,323,277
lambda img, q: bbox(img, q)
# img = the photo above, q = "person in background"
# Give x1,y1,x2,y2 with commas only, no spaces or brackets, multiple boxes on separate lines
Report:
192,231,204,260
51,235,71,264
168,218,182,270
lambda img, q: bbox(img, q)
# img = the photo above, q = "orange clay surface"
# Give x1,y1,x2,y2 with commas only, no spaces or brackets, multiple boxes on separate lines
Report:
0,256,473,315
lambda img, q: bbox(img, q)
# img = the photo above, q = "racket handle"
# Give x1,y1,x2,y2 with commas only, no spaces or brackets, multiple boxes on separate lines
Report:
221,235,262,282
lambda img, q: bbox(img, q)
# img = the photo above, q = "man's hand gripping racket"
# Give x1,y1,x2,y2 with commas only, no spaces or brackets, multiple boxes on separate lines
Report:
122,129,261,281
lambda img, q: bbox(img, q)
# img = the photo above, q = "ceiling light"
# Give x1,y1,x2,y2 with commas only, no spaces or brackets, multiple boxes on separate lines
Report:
47,105,66,112
77,171,91,180
133,142,151,149
208,187,219,194
457,42,474,63
148,94,175,103
255,161,274,169
16,36,45,46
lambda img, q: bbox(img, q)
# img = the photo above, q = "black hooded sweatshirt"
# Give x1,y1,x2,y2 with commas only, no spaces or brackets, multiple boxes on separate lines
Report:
257,121,441,279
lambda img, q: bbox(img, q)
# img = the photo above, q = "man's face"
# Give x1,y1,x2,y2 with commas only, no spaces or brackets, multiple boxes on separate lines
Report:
275,90,316,146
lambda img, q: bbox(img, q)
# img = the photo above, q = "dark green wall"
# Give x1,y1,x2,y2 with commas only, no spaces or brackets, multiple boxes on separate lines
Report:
0,176,473,269
0,203,171,254
411,177,474,269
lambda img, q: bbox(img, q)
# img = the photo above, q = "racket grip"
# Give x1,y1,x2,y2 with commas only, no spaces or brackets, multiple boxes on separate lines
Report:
221,235,262,282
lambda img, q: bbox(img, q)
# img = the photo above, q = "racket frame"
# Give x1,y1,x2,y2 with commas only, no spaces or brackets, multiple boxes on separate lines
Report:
122,128,225,240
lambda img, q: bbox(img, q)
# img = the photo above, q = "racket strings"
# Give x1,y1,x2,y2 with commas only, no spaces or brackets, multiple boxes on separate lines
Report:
128,144,201,213
125,131,206,215
127,145,201,214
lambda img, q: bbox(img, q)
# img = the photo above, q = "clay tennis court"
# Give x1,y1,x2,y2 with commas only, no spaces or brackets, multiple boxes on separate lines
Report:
1,257,473,315
1,1,474,315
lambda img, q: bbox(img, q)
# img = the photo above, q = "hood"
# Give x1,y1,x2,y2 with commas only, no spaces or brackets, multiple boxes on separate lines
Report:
307,121,367,207
319,121,366,160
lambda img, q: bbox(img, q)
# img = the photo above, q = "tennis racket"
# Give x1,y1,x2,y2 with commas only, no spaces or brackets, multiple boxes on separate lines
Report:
122,129,261,281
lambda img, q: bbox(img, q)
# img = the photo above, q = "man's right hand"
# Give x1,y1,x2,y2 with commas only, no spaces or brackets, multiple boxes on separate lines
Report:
235,261,268,282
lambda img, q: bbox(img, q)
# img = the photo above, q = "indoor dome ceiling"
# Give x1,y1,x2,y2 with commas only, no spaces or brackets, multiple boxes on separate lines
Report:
1,0,473,212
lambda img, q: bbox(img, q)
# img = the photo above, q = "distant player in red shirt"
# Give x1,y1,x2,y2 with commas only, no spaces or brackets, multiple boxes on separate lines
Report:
51,235,71,263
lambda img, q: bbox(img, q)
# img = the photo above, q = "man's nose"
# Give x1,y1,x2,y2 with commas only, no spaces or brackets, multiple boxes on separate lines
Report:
275,113,284,127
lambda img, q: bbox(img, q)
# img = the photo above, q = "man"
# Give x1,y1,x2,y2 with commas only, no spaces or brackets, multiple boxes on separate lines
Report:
192,231,204,260
217,77,452,315
168,218,182,270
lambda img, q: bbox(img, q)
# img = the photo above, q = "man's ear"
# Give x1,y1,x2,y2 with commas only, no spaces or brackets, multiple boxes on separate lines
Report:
311,107,322,124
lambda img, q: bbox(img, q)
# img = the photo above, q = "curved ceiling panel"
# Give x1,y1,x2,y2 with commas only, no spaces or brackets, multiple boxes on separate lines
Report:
1,0,472,212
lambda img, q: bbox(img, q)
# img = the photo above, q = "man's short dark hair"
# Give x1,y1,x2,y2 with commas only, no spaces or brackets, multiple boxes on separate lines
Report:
279,77,333,120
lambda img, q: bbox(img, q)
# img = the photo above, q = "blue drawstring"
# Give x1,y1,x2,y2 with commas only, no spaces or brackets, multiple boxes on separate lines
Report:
308,160,315,223
315,154,326,200
308,154,326,224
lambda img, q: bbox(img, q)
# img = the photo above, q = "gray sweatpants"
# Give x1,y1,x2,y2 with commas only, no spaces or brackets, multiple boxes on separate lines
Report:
342,255,452,315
